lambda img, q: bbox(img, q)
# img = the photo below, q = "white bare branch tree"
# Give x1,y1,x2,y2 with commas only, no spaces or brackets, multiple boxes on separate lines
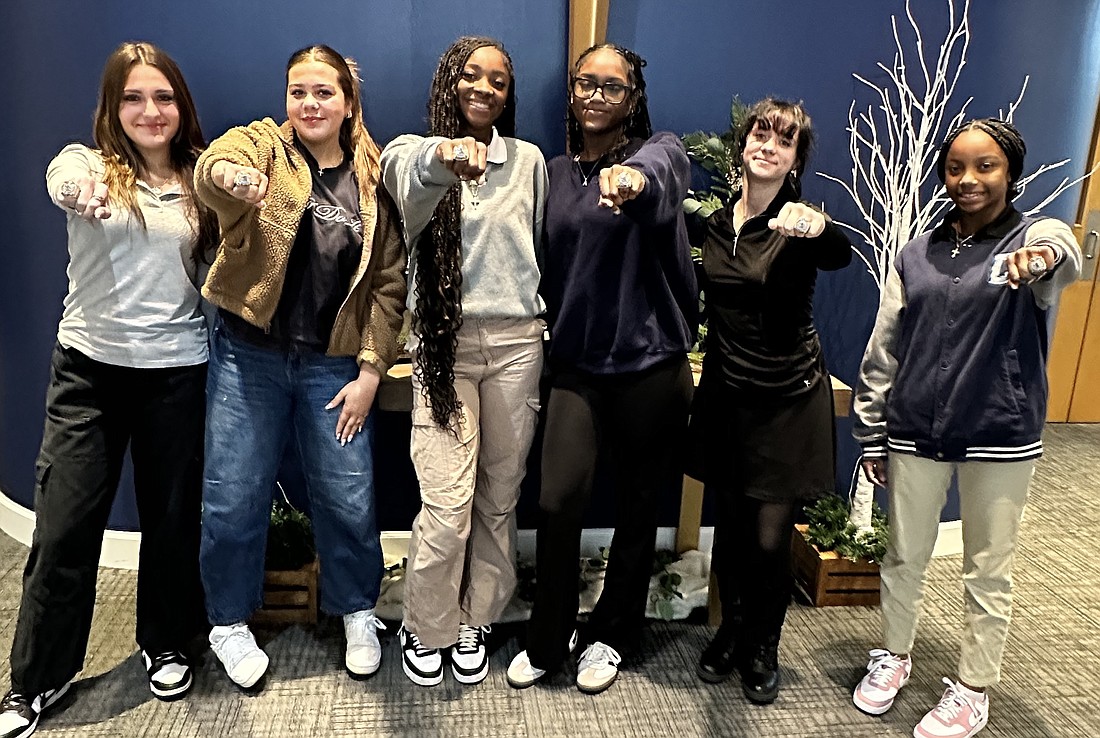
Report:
818,0,1092,530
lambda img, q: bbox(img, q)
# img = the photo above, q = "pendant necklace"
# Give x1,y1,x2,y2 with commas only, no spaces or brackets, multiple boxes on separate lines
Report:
951,230,974,258
574,154,605,187
465,177,483,207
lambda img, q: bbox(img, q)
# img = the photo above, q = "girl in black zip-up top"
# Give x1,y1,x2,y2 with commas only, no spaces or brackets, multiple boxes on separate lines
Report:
851,119,1079,738
693,98,851,703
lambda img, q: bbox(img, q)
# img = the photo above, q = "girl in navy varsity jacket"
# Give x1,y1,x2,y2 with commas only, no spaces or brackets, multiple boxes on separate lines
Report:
851,119,1080,738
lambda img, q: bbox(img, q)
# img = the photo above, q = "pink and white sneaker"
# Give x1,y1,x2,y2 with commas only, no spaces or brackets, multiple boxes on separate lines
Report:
913,678,989,738
853,648,912,715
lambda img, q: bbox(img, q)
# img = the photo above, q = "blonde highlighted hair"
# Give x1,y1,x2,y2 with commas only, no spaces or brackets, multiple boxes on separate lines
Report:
92,41,217,259
286,45,382,193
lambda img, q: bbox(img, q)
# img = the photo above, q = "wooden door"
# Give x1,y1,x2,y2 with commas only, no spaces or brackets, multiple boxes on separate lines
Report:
1048,95,1100,421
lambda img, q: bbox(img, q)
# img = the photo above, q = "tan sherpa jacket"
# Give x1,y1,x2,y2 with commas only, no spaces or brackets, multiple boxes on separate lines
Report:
195,118,406,375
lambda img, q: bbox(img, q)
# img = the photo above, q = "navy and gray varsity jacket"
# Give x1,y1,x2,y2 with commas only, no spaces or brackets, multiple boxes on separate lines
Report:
853,207,1081,463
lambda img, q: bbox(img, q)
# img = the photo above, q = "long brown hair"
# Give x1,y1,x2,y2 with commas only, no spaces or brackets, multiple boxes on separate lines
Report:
416,36,516,429
286,45,382,195
92,41,217,262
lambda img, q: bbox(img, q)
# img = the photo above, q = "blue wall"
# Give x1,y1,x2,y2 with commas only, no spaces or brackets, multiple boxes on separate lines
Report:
2,0,1098,531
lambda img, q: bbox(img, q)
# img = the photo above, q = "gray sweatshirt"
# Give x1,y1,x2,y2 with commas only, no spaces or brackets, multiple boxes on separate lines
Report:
380,129,547,322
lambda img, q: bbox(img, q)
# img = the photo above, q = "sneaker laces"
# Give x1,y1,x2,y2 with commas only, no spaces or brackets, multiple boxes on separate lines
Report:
346,611,386,641
866,649,906,689
405,629,436,657
1,691,29,711
579,642,622,669
931,678,978,721
217,626,261,666
456,624,489,652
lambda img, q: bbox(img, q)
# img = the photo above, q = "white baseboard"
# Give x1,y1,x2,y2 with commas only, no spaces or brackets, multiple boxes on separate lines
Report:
3,491,964,569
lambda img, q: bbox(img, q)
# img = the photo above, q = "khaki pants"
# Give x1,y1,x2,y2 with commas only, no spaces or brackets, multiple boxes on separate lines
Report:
404,318,543,648
881,453,1033,687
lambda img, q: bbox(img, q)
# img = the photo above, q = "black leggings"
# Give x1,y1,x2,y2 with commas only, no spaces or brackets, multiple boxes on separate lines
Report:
526,357,692,671
711,488,798,644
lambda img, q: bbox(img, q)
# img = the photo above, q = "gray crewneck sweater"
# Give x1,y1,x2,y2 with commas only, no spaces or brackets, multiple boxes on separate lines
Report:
381,129,547,321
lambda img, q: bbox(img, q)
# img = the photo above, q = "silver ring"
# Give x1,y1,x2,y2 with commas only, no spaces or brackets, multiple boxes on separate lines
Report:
233,171,253,188
1027,255,1047,277
452,144,469,162
795,217,810,234
60,180,79,199
616,172,631,190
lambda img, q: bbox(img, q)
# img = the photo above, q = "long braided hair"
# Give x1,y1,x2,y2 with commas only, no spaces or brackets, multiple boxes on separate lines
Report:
286,45,382,195
936,118,1027,201
415,36,516,429
566,43,651,163
93,42,219,263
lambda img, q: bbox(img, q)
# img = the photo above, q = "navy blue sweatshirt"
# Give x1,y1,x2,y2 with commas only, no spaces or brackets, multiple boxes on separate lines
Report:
540,132,698,374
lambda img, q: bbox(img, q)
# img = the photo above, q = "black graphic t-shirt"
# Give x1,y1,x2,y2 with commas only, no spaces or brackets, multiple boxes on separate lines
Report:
224,143,363,352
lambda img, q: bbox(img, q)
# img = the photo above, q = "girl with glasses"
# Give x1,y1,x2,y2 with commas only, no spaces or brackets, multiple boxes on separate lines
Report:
506,43,697,695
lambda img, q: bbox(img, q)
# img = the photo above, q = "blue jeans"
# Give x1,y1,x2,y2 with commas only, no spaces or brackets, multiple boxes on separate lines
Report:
200,324,382,624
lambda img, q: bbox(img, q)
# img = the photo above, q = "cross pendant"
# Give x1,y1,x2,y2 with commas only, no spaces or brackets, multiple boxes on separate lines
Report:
950,245,960,258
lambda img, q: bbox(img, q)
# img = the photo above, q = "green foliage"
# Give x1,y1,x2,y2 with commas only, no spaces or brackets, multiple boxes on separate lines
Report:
681,95,750,221
265,499,316,571
804,495,889,564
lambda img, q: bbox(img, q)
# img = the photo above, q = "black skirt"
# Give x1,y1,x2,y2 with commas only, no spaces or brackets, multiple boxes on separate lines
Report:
687,373,836,502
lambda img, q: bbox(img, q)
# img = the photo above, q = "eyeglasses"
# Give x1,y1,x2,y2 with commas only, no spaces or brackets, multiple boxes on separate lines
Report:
571,77,633,105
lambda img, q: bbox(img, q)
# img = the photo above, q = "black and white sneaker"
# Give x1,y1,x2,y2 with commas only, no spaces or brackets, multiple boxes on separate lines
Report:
0,682,71,738
399,625,443,687
451,624,490,685
142,650,193,701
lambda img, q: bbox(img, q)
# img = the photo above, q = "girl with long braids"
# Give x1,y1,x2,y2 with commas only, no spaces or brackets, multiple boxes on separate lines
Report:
506,43,696,695
381,36,547,688
194,45,406,690
0,42,215,738
851,119,1079,738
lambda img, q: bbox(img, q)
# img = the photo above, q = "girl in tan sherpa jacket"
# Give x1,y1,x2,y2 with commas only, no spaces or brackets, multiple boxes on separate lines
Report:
193,44,406,692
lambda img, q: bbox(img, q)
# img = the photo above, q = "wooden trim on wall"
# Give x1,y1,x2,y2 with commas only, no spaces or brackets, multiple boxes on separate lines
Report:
568,0,609,68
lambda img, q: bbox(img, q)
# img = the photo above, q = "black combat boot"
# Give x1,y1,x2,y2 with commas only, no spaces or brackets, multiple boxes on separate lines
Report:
738,633,780,704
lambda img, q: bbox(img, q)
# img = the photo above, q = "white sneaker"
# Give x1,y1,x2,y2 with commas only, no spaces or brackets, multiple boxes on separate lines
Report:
344,609,386,679
0,682,70,738
141,650,193,701
913,678,989,738
576,641,622,694
399,625,443,687
451,624,490,685
507,629,579,689
209,623,269,689
853,648,912,715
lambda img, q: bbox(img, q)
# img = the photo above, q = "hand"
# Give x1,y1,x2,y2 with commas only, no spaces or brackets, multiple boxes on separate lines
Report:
769,202,825,238
862,458,888,487
325,364,381,446
59,176,112,221
597,164,646,212
436,137,488,182
1005,243,1057,290
212,161,268,207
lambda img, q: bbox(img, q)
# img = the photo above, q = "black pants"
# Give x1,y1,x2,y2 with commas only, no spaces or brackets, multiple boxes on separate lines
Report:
710,489,797,646
527,357,692,671
9,344,207,695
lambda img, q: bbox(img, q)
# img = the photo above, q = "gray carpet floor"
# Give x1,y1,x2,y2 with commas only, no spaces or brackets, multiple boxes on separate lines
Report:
1,424,1097,737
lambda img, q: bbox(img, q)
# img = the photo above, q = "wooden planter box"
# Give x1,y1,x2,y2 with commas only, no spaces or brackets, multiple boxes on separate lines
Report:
790,524,880,607
254,559,319,626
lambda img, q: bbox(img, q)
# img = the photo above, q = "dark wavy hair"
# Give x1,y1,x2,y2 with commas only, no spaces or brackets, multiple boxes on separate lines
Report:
415,36,516,429
737,97,815,178
566,43,651,163
936,118,1027,201
93,41,218,262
